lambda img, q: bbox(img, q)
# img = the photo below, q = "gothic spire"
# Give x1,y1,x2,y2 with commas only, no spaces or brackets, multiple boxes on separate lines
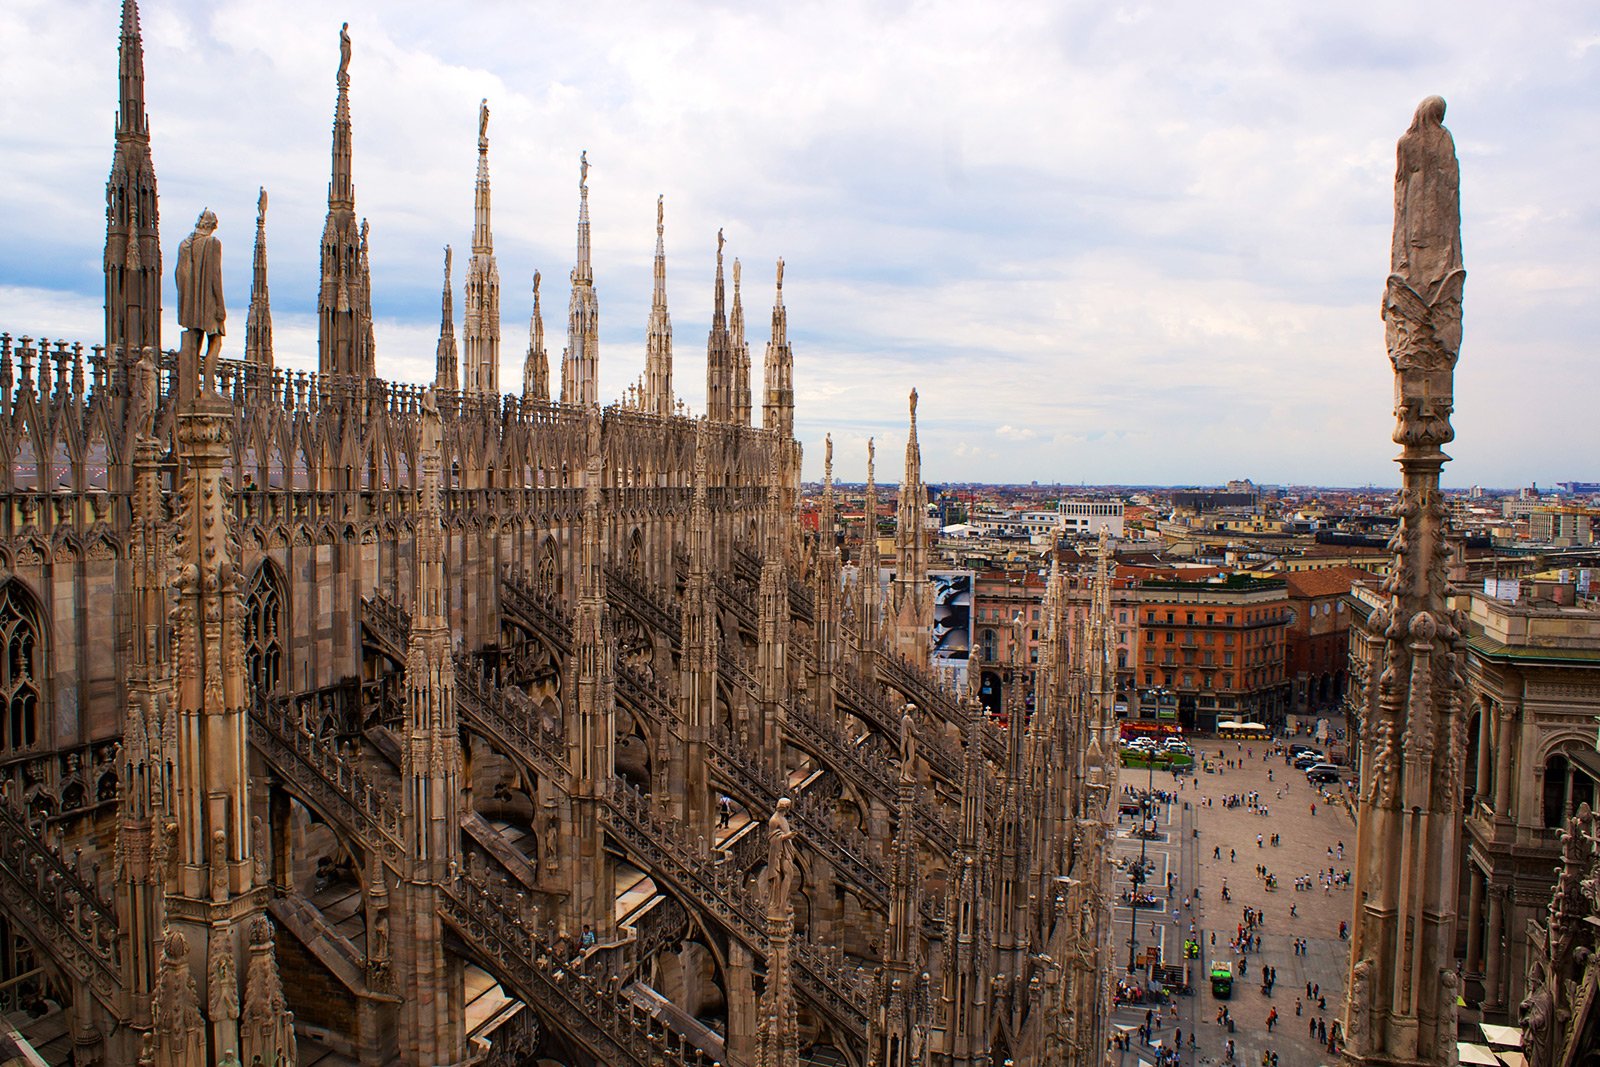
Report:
731,258,752,425
561,152,599,406
860,438,882,652
105,0,161,362
434,246,458,392
523,271,549,400
116,0,149,143
462,99,500,395
705,229,733,421
762,258,794,438
329,22,355,211
317,23,365,378
643,195,673,416
891,388,930,666
244,188,273,369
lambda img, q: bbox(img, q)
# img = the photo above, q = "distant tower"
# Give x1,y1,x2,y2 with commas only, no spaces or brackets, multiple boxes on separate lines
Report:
460,100,500,396
523,271,549,400
642,196,673,416
243,188,273,370
1342,96,1468,1067
705,230,733,421
560,152,599,406
317,22,371,379
104,0,162,364
434,247,458,392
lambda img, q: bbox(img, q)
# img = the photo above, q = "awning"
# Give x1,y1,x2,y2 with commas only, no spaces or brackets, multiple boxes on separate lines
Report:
1496,1052,1526,1067
1458,1043,1500,1065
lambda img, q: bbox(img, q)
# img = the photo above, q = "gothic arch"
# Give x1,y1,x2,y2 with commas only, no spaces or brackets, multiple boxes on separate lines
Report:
538,536,563,597
243,561,286,705
0,580,46,757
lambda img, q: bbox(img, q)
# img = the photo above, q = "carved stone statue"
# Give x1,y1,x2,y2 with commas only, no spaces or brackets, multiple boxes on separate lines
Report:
209,932,240,1024
420,387,442,459
899,705,918,785
1391,96,1462,300
338,23,351,85
176,208,226,395
579,150,589,190
767,797,798,908
127,345,159,440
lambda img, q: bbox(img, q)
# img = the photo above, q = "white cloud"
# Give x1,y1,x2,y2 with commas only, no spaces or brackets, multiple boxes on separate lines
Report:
2,0,1596,488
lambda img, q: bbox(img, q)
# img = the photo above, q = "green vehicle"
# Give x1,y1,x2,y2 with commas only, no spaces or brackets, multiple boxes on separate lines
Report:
1210,961,1233,999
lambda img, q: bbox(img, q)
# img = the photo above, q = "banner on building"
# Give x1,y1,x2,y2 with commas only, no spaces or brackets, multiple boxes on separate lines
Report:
930,569,974,689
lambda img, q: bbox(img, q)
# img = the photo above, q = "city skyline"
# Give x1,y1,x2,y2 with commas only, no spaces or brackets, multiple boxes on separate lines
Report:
1,0,1595,486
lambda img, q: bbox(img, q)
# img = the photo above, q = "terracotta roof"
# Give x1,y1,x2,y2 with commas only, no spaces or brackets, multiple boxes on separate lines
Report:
1285,566,1380,599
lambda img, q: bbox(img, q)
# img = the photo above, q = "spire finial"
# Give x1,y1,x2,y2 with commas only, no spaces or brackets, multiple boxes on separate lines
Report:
824,434,833,481
657,194,664,235
478,98,489,148
733,257,742,292
338,22,351,85
579,150,589,193
776,257,784,291
909,388,918,429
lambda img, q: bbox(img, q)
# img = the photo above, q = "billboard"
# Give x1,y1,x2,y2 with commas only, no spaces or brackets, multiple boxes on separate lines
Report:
930,569,974,690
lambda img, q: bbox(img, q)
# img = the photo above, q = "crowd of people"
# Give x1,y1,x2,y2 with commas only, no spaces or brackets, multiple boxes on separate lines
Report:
1114,729,1355,1065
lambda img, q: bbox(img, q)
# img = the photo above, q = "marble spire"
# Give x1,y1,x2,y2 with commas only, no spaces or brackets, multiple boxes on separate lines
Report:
461,100,500,396
523,271,549,400
643,195,673,416
434,247,458,392
105,0,162,363
243,188,273,369
561,152,599,406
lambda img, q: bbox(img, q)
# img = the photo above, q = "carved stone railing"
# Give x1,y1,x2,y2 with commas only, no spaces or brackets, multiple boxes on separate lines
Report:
707,726,890,910
501,567,575,654
0,798,123,1010
248,696,404,862
601,779,870,1041
439,876,719,1067
876,650,1005,763
453,655,570,788
606,564,682,641
730,542,815,625
361,591,412,662
785,700,960,856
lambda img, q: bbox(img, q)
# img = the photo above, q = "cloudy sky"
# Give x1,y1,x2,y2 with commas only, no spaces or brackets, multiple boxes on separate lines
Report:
1,1,1595,488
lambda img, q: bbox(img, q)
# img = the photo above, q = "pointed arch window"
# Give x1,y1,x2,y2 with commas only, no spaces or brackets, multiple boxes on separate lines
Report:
244,566,284,704
0,583,43,755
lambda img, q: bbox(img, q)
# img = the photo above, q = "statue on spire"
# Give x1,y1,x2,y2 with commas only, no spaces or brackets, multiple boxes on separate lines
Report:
176,207,225,396
579,149,589,191
478,97,489,145
338,22,351,86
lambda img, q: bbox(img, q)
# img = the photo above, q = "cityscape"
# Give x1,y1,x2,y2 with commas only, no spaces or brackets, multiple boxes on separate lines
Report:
0,3,1596,1067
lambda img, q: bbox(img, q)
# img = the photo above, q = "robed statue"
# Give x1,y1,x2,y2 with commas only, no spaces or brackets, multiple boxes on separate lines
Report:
766,797,798,910
176,208,226,396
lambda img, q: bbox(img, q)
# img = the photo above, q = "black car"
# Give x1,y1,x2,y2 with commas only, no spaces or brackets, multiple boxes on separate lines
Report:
1305,764,1342,783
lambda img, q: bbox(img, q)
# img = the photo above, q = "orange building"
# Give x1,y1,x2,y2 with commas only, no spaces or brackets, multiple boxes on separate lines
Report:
1134,574,1290,732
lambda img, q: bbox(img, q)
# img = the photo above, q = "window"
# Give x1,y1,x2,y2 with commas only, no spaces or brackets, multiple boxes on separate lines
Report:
981,629,997,661
1144,671,1154,686
1119,611,1127,624
1166,612,1174,624
1206,613,1214,625
1226,614,1234,625
1224,634,1234,647
1145,649,1155,663
1224,652,1234,667
1186,612,1195,625
0,583,42,755
1222,673,1233,689
244,565,285,704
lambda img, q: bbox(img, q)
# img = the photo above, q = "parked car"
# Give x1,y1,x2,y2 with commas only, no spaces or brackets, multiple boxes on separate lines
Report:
1305,764,1342,783
1292,751,1326,769
1289,743,1316,756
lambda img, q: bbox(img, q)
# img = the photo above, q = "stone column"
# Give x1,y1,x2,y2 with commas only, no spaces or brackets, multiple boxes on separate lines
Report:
1464,866,1484,974
1474,708,1492,810
1493,705,1515,818
1484,885,1506,1011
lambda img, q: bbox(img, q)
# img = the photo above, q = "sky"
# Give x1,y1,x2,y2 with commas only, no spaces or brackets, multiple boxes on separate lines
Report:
1,1,1595,489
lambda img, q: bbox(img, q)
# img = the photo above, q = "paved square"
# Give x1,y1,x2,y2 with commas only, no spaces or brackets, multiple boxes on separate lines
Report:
1111,739,1357,1066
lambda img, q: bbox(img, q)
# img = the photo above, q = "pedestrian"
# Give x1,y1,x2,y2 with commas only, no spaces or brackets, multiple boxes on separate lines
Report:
1311,802,1317,816
1267,1007,1278,1032
1310,1017,1317,1039
1215,845,1222,859
718,794,732,828
1231,848,1236,862
1295,997,1302,1016
1257,834,1264,848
